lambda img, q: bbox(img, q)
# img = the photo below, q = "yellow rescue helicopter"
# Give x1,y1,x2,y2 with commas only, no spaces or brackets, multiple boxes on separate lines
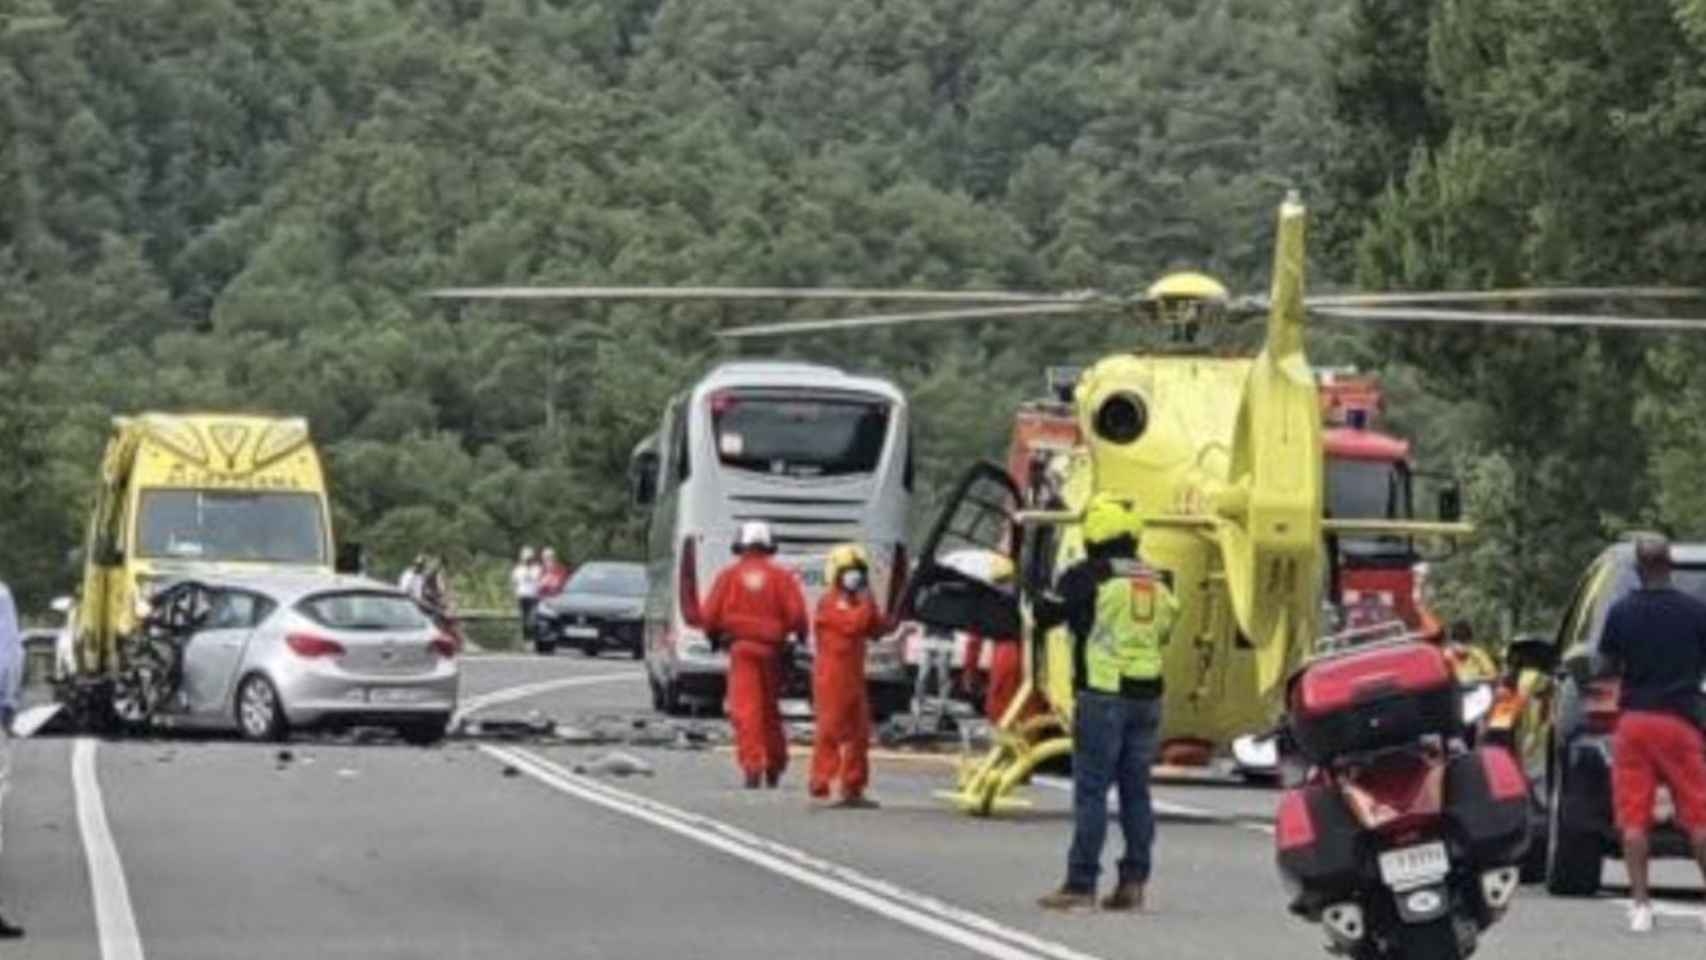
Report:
433,192,1706,815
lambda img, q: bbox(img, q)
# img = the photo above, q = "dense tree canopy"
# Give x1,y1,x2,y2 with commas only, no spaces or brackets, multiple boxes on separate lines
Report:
0,0,1347,609
1332,0,1706,635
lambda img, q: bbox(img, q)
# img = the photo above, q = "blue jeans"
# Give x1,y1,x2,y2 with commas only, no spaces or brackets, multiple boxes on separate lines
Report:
1066,690,1161,892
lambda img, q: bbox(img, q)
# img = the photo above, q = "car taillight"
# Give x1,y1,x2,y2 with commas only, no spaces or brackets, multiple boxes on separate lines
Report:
1583,677,1621,735
1479,746,1528,801
887,544,908,619
430,636,458,659
1276,789,1316,851
679,536,703,628
286,633,346,658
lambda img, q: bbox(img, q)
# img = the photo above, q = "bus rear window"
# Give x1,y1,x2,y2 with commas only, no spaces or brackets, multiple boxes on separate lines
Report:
711,393,891,478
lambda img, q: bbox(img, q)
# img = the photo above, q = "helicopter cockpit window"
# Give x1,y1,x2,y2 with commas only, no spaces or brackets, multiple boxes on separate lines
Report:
1092,393,1148,445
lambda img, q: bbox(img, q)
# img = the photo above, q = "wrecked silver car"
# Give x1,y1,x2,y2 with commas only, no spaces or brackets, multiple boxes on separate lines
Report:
120,573,459,744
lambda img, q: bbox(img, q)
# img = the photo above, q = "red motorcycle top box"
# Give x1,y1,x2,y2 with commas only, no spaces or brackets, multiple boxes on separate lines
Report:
1288,641,1461,763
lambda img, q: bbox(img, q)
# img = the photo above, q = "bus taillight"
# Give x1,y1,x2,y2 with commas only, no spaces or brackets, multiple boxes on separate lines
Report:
679,536,704,628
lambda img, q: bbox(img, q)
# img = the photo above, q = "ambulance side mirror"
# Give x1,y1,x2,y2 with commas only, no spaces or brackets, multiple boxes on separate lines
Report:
335,542,366,575
1437,484,1463,524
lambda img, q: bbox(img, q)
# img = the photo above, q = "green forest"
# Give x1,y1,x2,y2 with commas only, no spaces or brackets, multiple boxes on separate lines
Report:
3,0,1706,639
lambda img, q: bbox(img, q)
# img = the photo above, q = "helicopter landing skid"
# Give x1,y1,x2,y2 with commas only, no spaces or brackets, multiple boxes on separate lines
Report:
939,711,1071,816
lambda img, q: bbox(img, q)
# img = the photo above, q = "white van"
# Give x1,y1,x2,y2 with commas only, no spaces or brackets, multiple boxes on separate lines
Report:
631,361,913,717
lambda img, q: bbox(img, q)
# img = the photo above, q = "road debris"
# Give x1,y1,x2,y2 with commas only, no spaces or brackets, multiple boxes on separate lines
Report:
574,751,655,778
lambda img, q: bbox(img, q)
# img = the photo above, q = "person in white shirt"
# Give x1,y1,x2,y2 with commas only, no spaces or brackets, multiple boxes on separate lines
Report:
0,579,26,938
397,555,426,601
511,547,542,644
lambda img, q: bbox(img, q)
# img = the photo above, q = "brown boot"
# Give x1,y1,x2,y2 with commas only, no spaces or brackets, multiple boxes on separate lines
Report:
1037,886,1096,912
1100,882,1144,912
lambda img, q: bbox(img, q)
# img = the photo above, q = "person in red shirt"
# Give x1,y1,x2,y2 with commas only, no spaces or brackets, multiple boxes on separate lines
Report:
810,545,885,807
538,547,571,598
702,522,808,789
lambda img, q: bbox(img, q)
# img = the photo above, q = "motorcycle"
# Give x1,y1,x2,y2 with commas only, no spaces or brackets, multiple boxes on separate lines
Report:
1275,639,1531,960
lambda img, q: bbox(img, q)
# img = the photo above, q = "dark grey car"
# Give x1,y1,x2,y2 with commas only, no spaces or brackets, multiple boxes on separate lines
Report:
1537,541,1706,896
535,562,648,658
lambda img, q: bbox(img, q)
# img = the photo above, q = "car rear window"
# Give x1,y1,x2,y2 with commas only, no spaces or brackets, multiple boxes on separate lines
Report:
298,591,430,631
1590,563,1706,648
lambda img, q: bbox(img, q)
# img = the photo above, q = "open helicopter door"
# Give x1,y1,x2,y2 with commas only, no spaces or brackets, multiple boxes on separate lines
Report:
899,461,1024,640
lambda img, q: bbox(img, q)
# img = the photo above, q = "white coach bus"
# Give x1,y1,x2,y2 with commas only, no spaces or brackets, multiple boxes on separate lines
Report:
630,361,913,717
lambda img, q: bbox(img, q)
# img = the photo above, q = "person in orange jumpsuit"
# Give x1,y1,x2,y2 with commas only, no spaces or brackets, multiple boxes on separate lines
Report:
703,521,808,789
810,545,885,807
954,552,1032,726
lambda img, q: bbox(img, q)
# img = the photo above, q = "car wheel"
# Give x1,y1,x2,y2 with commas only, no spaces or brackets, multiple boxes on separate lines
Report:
1545,763,1604,896
399,718,449,746
236,674,289,743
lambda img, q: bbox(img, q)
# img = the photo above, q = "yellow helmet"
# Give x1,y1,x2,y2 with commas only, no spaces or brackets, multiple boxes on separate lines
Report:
825,543,871,584
1083,492,1144,545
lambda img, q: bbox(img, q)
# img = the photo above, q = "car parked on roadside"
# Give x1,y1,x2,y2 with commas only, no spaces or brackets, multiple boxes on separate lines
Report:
535,561,648,658
143,574,459,744
1522,540,1706,896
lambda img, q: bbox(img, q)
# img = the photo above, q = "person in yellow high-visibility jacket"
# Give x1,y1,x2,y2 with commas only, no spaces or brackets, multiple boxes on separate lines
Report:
1033,493,1179,914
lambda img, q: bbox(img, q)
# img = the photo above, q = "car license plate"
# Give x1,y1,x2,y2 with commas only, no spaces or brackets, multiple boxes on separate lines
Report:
1379,842,1450,891
369,687,428,704
562,625,599,639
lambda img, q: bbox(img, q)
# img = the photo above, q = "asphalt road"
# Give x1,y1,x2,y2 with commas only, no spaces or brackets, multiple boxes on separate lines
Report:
3,653,1704,959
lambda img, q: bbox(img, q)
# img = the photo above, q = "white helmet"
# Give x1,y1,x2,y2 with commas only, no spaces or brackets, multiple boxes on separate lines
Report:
735,521,775,554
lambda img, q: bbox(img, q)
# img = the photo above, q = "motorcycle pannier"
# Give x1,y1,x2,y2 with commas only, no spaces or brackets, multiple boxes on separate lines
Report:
1288,641,1460,763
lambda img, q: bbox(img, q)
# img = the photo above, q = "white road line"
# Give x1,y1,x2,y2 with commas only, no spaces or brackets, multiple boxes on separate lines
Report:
72,738,146,960
1610,897,1706,920
484,745,1108,960
454,671,641,722
1032,774,1275,833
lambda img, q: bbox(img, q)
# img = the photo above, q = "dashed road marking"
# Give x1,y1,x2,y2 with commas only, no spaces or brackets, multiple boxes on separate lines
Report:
72,738,146,960
1611,897,1706,922
484,744,1110,960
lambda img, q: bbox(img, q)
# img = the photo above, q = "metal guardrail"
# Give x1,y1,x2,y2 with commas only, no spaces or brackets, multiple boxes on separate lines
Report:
450,609,522,623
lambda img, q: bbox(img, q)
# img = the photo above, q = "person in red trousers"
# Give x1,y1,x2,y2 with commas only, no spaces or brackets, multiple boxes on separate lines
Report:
810,545,885,807
703,521,808,789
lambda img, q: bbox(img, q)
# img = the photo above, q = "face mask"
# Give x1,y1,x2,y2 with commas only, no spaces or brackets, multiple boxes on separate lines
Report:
839,569,867,593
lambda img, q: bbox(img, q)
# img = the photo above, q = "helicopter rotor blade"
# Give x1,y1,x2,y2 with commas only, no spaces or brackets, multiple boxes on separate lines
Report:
1313,304,1706,333
718,302,1105,339
1306,287,1706,308
427,286,1083,305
